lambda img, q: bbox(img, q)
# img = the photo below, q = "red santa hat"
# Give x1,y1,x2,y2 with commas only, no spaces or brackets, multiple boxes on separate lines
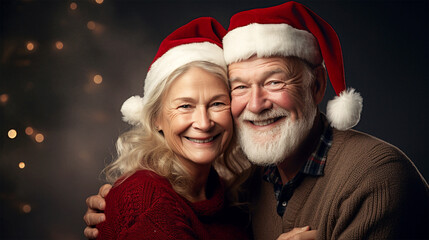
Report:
121,17,227,125
223,1,362,130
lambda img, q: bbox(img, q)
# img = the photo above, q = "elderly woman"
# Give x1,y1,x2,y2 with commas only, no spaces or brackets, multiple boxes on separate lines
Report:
95,17,250,239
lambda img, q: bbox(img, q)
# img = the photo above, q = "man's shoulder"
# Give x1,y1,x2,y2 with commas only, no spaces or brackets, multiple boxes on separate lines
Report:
333,128,390,145
331,128,408,160
328,129,427,187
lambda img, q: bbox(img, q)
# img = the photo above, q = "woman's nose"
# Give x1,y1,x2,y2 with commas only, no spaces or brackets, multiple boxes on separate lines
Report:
192,107,214,131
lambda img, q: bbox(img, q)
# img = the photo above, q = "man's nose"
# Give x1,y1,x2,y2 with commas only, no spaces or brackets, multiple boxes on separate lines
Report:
247,86,272,113
192,107,214,131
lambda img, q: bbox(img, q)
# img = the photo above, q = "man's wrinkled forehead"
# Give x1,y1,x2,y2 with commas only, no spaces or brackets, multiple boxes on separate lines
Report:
227,56,295,82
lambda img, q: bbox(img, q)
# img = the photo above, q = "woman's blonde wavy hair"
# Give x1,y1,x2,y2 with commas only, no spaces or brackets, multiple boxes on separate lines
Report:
103,61,251,202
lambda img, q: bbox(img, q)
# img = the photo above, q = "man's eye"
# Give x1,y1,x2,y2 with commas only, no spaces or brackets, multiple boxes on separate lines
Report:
234,85,247,90
267,81,282,85
231,84,249,96
231,85,248,93
265,81,285,90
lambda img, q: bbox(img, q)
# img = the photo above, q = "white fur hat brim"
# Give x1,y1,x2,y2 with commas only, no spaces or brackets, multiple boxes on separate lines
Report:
223,23,322,65
144,42,226,106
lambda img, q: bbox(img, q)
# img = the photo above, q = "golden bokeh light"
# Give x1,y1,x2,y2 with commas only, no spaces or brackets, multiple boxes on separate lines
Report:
93,74,103,84
25,127,34,135
0,94,9,103
55,41,64,50
22,204,32,213
35,133,44,143
87,21,96,30
26,42,35,51
19,162,26,169
95,0,104,4
70,2,77,10
8,129,17,139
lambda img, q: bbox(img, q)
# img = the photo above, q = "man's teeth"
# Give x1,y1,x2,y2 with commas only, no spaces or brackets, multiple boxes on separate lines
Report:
187,137,214,143
252,118,276,126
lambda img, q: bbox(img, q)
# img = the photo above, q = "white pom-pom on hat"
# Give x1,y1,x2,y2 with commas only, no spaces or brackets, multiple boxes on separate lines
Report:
326,88,363,131
120,95,144,125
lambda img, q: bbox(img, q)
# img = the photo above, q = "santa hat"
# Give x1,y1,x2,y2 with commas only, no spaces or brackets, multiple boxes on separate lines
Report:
121,17,227,125
223,1,362,130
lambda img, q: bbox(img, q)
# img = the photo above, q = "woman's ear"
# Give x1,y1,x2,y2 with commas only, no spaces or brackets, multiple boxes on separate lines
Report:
312,66,327,105
154,121,162,132
154,116,162,131
154,121,164,135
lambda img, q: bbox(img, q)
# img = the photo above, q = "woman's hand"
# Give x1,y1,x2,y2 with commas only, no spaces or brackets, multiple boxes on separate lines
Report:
277,226,317,240
83,184,112,239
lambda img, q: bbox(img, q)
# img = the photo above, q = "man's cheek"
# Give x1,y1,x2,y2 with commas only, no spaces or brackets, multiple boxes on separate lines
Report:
230,99,244,119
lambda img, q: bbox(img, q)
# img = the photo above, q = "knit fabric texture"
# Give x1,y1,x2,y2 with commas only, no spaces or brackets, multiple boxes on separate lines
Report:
250,128,429,240
97,170,249,240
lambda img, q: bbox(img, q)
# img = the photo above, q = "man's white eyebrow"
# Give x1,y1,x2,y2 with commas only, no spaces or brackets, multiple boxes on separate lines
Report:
228,76,241,82
229,69,285,82
261,69,285,79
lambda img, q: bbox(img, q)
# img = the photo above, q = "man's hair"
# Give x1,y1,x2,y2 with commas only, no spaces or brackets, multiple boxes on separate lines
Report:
103,61,251,202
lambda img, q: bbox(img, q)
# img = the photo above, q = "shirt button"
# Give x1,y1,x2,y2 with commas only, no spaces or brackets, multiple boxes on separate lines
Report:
282,201,287,207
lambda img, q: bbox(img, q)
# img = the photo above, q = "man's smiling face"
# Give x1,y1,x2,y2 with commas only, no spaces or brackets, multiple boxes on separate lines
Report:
228,56,317,165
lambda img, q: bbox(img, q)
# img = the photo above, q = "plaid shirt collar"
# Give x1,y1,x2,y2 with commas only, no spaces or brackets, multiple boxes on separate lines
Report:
262,115,333,216
301,114,333,176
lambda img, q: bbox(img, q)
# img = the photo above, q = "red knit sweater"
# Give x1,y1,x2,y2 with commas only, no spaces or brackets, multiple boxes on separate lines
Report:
97,170,249,240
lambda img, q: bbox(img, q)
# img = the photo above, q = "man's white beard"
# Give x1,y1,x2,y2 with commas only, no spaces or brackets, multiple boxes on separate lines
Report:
236,102,316,166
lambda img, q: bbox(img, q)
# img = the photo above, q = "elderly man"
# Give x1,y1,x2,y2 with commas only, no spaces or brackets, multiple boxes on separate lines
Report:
84,2,429,239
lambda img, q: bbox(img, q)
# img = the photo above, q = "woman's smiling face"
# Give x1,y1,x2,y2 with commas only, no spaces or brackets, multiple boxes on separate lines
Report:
156,66,233,174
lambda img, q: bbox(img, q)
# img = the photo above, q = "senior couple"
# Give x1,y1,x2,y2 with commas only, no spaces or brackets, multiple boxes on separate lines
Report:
84,2,429,239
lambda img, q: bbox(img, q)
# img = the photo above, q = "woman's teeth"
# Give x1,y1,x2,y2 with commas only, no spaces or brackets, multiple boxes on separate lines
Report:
187,136,214,143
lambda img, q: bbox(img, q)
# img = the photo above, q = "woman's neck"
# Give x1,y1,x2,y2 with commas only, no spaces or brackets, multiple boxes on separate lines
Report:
185,164,212,202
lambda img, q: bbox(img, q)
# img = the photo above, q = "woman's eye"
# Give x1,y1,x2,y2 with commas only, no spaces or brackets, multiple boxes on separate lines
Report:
212,102,225,107
178,104,191,109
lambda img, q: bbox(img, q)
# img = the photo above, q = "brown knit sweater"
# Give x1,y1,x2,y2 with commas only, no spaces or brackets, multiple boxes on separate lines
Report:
250,129,429,240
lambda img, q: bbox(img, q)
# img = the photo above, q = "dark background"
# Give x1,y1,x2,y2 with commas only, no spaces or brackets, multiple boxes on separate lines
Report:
1,0,428,239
